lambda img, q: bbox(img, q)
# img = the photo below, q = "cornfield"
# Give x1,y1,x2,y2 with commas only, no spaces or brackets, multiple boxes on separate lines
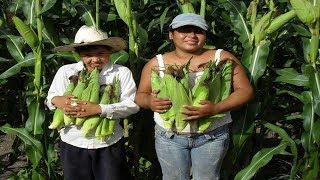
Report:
0,0,319,179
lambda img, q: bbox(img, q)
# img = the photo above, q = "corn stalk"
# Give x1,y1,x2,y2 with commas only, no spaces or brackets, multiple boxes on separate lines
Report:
96,0,100,28
284,0,319,178
219,0,298,179
113,0,138,78
0,0,62,179
177,0,195,13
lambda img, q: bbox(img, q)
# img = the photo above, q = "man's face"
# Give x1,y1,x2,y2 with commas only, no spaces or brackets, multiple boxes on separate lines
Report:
78,46,112,72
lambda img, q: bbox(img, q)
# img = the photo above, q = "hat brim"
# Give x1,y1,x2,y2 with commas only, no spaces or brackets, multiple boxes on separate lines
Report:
170,21,208,31
52,37,127,52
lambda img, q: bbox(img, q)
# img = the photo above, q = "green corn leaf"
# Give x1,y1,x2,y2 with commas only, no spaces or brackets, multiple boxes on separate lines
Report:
277,90,304,103
22,0,36,25
25,98,45,136
300,91,314,153
292,24,311,37
234,140,289,180
275,68,309,87
75,3,95,26
232,101,258,157
221,0,252,46
310,70,320,116
10,0,23,14
42,18,59,47
137,25,148,48
313,120,320,146
264,123,298,177
0,124,43,154
31,164,46,180
0,55,34,79
0,34,25,62
159,6,170,33
12,16,39,50
40,0,58,14
304,150,319,180
249,40,271,86
109,50,129,65
114,0,129,25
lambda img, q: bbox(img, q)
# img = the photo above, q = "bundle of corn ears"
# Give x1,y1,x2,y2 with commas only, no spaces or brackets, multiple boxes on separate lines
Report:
151,59,233,132
49,68,121,141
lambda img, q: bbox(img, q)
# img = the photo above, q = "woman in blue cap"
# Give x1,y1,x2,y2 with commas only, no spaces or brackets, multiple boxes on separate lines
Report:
135,13,254,179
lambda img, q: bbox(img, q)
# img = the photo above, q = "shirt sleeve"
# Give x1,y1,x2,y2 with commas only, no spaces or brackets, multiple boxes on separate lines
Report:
46,66,70,110
99,67,140,119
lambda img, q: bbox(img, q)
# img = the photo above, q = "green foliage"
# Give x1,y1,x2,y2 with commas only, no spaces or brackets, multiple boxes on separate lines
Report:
0,0,319,179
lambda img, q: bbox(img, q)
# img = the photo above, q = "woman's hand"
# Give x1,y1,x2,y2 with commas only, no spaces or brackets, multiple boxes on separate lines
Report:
180,100,215,121
150,90,172,113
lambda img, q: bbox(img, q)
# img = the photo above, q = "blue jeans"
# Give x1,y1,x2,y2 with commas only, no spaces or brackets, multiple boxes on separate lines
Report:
154,124,229,180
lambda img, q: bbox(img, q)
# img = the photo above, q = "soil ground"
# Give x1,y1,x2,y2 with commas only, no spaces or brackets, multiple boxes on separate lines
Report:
0,134,27,179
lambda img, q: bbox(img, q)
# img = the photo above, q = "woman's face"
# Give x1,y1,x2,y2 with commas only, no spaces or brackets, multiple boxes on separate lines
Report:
169,25,206,53
78,46,112,72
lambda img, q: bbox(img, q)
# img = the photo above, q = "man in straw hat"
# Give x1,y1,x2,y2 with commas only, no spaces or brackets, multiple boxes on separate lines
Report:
46,25,139,180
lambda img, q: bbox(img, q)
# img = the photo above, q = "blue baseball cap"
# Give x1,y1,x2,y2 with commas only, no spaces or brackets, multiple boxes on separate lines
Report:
169,13,208,31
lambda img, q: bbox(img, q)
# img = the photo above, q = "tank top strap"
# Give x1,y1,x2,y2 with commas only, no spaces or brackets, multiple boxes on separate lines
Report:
156,54,165,78
214,49,223,65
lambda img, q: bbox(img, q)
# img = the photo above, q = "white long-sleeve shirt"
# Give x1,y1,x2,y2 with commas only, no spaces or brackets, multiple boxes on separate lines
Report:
46,61,139,149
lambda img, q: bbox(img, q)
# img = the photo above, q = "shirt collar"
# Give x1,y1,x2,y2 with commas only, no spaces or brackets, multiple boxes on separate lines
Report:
100,62,114,75
74,61,85,71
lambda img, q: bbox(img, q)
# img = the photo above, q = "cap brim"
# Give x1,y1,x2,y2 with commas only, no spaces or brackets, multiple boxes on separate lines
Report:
170,21,208,31
52,37,127,52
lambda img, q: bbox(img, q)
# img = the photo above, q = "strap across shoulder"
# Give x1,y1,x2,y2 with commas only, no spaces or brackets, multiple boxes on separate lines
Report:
214,49,223,65
156,54,165,78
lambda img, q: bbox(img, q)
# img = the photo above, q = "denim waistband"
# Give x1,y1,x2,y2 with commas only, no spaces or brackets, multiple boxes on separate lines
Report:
155,123,229,138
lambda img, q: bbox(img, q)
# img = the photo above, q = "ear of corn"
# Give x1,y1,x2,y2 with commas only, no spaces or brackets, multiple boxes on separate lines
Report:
72,70,88,99
99,118,112,141
82,115,101,137
151,69,161,91
76,68,100,126
12,16,39,50
220,60,233,101
95,119,103,138
161,73,176,129
151,69,175,128
150,58,233,132
48,108,64,129
49,77,76,129
198,60,233,132
82,76,121,140
172,78,191,132
290,0,317,25
191,62,213,107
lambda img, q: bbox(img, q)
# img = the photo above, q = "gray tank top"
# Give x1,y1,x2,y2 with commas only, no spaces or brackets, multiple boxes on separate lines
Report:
154,49,232,133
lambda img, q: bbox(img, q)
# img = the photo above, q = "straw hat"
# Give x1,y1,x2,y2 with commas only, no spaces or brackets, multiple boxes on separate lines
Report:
53,25,126,52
